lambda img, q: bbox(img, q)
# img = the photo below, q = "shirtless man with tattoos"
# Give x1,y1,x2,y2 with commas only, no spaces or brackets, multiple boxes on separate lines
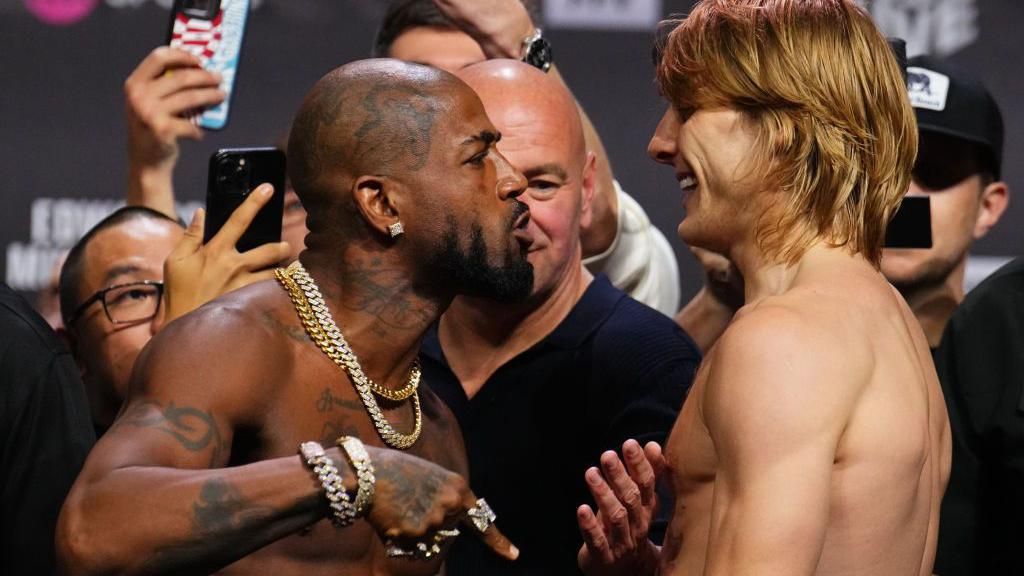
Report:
58,59,530,575
576,2,950,575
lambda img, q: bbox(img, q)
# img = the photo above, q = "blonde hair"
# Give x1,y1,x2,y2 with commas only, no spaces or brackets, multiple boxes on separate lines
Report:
657,0,917,266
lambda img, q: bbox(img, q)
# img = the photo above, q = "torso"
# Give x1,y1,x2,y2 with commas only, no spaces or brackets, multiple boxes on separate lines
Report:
663,264,950,576
216,283,467,576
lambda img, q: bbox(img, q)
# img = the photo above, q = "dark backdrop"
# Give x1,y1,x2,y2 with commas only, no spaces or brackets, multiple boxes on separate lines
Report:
2,0,1021,301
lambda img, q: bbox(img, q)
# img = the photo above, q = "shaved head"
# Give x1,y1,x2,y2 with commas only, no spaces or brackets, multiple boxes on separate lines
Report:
456,60,585,163
287,58,467,233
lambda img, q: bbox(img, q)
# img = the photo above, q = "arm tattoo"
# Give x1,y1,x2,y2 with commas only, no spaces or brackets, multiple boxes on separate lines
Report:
139,478,279,575
118,401,226,466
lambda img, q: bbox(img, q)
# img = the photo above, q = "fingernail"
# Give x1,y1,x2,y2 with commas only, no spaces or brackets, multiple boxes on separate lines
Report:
586,468,600,485
260,185,273,197
510,544,520,558
625,441,639,456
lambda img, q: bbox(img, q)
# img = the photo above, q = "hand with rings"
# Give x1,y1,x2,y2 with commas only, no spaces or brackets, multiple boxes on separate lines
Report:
365,446,517,562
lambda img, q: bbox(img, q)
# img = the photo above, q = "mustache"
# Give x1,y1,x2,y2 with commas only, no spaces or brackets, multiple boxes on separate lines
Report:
509,200,529,229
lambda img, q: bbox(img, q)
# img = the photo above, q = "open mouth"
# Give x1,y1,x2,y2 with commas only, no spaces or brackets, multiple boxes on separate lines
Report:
679,174,698,195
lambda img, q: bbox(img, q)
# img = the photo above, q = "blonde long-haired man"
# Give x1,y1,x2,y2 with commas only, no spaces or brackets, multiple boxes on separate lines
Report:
575,2,951,575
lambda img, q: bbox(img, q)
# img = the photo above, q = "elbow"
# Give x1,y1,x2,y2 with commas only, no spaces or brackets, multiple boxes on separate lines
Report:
56,495,124,576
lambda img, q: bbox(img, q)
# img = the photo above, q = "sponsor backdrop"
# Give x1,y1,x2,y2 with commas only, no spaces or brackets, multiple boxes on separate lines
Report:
2,0,1021,303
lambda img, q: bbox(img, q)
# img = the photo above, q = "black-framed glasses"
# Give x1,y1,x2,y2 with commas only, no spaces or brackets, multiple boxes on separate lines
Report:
67,280,164,326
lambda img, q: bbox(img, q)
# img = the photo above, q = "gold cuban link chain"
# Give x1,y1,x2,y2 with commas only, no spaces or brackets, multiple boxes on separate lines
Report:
276,262,422,450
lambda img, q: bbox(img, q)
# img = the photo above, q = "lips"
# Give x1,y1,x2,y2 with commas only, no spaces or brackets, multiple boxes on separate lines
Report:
511,203,534,250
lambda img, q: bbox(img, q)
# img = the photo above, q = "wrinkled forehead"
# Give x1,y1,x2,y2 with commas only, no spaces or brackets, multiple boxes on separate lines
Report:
81,220,181,290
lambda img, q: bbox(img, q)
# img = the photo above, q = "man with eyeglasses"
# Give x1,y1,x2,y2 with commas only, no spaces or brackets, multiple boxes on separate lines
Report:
59,189,289,435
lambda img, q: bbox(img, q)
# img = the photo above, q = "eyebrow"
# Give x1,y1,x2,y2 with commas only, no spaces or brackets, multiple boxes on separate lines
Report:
102,264,145,286
522,163,568,182
461,130,501,147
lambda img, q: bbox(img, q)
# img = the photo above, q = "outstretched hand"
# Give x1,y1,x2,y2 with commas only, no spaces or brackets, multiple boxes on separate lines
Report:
365,446,519,561
162,184,291,324
431,0,534,58
577,440,664,576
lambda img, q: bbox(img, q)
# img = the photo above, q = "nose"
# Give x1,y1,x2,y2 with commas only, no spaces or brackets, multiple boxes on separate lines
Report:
494,150,528,201
648,107,680,166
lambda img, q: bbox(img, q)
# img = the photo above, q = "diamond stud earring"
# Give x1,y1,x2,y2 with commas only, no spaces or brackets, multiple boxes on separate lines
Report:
388,221,404,238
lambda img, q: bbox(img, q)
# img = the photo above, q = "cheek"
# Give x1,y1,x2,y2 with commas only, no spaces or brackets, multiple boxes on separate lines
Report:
928,192,978,247
103,325,153,384
527,199,577,247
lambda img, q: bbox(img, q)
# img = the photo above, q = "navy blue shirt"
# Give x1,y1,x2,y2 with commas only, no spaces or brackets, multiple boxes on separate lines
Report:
421,276,701,575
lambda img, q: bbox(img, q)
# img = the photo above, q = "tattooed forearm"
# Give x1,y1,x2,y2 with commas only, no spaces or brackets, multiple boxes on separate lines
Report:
138,478,280,575
117,401,226,465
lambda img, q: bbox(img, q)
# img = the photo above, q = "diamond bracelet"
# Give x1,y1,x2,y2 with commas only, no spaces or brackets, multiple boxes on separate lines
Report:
299,441,357,527
337,436,375,518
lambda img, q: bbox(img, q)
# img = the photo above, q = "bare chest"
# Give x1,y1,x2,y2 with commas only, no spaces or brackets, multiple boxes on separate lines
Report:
230,337,463,574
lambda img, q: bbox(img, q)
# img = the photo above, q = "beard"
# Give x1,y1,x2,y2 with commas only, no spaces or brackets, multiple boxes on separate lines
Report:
427,209,533,301
886,252,963,297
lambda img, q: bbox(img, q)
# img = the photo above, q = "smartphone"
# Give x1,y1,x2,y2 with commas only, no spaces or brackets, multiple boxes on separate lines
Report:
205,148,286,252
166,0,250,130
885,196,932,249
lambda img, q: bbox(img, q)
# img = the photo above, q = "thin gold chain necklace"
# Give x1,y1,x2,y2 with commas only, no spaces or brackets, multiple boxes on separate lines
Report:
276,261,421,450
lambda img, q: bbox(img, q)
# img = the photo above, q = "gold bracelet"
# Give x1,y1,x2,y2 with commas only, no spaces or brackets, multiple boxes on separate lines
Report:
337,436,375,518
299,441,356,527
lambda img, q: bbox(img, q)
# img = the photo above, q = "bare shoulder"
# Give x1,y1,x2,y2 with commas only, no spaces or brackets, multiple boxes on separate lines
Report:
132,279,293,416
704,300,862,439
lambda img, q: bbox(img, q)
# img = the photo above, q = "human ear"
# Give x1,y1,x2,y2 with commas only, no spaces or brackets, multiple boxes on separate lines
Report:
579,151,597,229
973,180,1009,239
351,175,403,239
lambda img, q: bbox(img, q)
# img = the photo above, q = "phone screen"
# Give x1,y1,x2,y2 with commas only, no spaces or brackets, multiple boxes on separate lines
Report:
885,196,932,249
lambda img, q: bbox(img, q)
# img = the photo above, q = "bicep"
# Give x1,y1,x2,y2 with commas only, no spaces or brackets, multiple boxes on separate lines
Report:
79,309,273,481
702,314,849,575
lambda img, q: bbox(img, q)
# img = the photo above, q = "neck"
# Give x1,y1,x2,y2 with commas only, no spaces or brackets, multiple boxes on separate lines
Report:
439,258,593,397
732,241,864,305
299,248,449,389
897,259,966,348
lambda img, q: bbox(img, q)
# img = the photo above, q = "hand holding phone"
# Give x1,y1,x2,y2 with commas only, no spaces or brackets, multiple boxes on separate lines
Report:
205,147,286,251
162,185,292,325
166,0,250,130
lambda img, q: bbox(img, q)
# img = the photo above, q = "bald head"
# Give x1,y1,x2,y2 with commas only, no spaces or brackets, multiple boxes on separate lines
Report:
455,60,585,161
287,58,469,228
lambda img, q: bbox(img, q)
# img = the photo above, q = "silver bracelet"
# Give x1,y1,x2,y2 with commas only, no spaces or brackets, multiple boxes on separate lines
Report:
337,436,375,518
299,441,356,527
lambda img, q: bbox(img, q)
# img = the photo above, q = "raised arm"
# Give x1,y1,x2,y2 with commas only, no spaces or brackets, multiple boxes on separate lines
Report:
432,0,619,256
693,309,850,576
124,47,225,218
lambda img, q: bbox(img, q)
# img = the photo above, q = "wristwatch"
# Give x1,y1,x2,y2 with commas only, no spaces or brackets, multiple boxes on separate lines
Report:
520,28,553,72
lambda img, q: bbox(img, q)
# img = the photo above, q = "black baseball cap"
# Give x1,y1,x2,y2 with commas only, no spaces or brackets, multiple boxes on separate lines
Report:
907,55,1004,179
